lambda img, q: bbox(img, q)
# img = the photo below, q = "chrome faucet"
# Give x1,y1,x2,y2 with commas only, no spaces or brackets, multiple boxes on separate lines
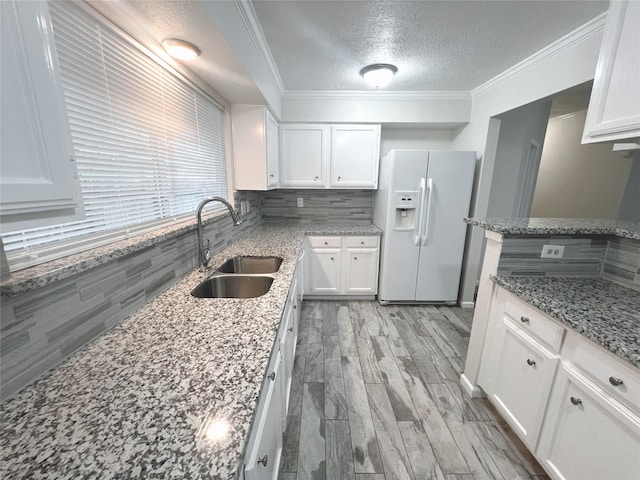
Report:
196,197,242,270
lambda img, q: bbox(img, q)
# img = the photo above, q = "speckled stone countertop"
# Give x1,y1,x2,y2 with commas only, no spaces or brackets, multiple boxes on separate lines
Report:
0,223,380,480
465,217,640,240
492,275,640,367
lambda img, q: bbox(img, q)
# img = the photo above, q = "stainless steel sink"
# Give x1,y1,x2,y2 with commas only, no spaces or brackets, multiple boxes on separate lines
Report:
216,256,283,274
191,274,274,298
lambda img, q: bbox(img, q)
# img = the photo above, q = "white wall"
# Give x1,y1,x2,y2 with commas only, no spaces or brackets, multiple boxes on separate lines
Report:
451,16,605,304
281,92,471,124
380,127,455,156
531,109,632,218
487,100,552,218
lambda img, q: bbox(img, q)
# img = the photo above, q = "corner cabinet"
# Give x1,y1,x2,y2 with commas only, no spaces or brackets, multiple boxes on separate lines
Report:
582,0,640,144
477,285,640,479
280,124,380,189
306,236,380,297
231,105,279,190
0,0,83,231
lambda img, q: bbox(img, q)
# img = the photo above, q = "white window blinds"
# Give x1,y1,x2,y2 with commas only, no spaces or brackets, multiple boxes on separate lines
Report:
3,1,228,270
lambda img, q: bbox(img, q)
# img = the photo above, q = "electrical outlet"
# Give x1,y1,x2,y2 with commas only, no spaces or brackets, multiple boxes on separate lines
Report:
297,197,304,208
541,244,565,259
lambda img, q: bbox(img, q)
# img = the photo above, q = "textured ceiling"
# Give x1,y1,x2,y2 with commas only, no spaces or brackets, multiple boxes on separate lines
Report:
252,0,609,91
117,0,265,104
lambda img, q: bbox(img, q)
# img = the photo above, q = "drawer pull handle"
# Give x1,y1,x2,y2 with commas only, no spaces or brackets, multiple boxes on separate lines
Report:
520,316,530,324
354,257,358,261
361,241,364,245
570,396,582,406
293,305,297,310
331,257,334,261
269,174,274,177
324,241,328,245
288,327,293,332
257,455,268,467
314,176,319,181
337,176,341,181
526,359,536,367
609,377,624,387
268,372,275,381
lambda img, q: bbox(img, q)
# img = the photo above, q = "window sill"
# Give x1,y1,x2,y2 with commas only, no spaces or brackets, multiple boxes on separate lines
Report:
0,209,238,297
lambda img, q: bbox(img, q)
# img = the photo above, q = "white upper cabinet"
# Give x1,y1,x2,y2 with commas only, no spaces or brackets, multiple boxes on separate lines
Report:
330,125,381,188
280,124,380,189
279,124,330,188
582,0,640,144
231,105,279,190
0,0,83,231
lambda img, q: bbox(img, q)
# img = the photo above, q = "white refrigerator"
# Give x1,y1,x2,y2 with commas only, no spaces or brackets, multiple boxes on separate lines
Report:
373,149,475,303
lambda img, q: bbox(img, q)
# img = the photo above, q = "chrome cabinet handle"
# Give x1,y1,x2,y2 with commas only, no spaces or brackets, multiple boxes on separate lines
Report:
288,327,293,332
354,257,358,261
330,257,334,261
314,176,319,180
268,372,275,381
520,316,530,324
257,455,268,466
293,305,297,310
609,376,624,386
337,176,341,181
570,396,582,406
526,359,536,367
269,174,274,177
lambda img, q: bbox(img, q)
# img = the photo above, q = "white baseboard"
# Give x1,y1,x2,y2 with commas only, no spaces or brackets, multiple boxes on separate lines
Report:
460,373,486,398
460,301,475,309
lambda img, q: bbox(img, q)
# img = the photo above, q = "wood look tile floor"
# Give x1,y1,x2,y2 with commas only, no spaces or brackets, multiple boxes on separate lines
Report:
280,301,549,480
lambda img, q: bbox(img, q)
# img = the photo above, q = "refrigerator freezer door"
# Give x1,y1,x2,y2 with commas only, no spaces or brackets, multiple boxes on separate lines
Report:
415,151,475,302
377,150,428,302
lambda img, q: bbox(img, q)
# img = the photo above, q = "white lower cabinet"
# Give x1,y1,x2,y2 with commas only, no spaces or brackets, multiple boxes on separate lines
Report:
537,365,640,480
244,350,284,480
478,286,640,480
306,236,379,296
243,250,305,479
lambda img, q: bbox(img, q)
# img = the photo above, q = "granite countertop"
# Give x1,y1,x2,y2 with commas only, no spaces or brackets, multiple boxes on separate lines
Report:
464,217,640,240
492,275,640,367
0,223,381,480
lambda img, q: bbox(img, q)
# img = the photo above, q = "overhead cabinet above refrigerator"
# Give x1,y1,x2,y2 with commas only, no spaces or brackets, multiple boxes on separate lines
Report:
373,149,475,304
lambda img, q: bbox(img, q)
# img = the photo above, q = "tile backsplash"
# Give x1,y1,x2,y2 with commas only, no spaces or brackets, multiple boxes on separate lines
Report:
0,191,261,401
261,189,373,224
497,235,607,277
601,236,640,290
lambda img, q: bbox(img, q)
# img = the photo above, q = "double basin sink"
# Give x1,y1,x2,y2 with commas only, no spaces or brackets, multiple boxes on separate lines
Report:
191,256,283,299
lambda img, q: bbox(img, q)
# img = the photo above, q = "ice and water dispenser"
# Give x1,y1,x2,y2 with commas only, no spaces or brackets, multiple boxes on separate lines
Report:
392,191,418,230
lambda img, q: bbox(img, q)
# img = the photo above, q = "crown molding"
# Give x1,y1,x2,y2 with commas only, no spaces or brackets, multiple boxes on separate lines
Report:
283,90,471,101
233,0,285,96
471,12,606,97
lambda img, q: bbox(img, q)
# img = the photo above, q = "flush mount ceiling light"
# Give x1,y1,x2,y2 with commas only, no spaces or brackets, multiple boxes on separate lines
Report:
161,38,201,61
359,63,398,88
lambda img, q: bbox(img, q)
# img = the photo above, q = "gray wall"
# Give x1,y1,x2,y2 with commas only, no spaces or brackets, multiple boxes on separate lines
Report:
261,189,373,223
618,153,640,223
0,191,262,401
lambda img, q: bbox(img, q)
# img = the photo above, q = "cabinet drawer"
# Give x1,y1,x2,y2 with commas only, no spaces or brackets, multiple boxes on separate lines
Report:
503,294,565,353
565,332,640,414
308,236,341,248
343,236,378,248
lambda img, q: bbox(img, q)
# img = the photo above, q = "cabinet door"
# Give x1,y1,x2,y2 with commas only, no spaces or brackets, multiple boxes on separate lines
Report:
280,281,298,419
330,125,380,188
582,0,640,143
309,248,342,293
343,247,379,294
244,351,284,480
537,366,640,480
279,124,330,188
1,0,83,230
265,110,279,188
481,319,559,449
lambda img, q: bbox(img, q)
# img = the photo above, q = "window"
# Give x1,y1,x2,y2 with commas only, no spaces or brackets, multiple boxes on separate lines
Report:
3,1,228,270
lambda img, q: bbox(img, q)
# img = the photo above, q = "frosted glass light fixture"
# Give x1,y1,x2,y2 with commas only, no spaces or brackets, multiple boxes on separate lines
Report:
360,64,398,88
162,38,201,61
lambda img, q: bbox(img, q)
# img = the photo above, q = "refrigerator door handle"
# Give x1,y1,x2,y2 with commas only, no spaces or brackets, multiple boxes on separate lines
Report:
422,177,434,246
414,177,426,246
